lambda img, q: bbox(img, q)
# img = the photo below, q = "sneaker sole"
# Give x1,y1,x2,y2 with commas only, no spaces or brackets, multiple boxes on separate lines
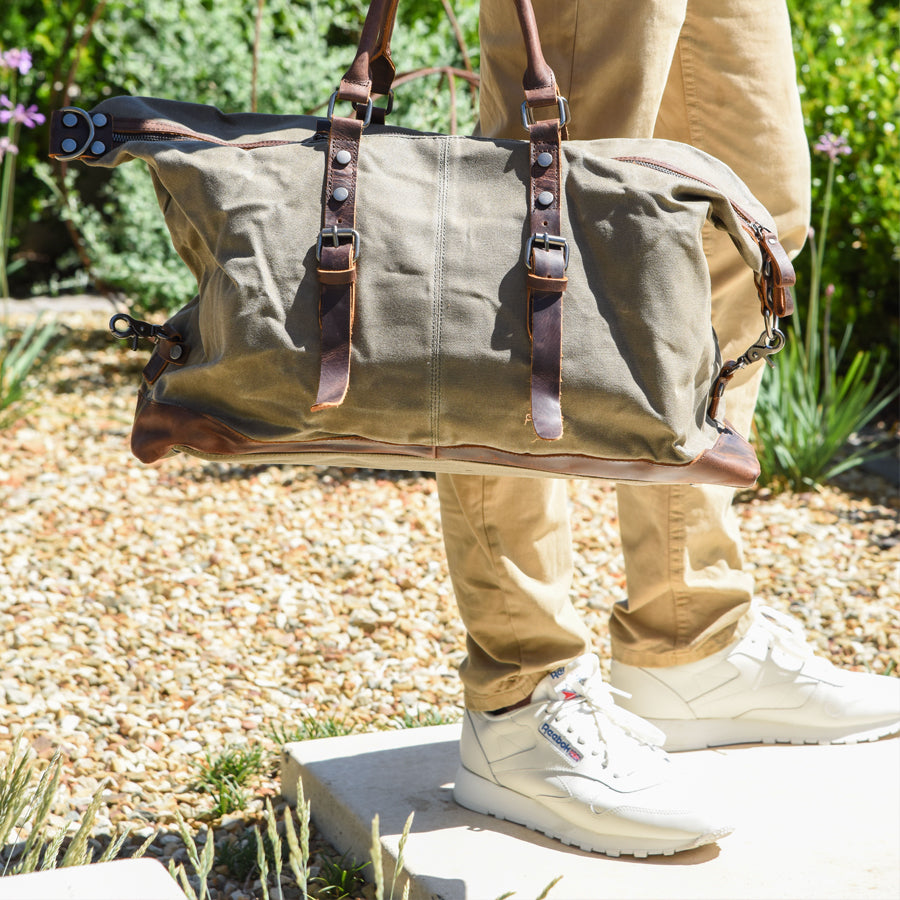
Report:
649,717,900,752
452,765,731,858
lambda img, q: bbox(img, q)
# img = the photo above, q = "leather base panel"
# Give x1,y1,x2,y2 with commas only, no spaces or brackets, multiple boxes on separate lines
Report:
131,396,759,487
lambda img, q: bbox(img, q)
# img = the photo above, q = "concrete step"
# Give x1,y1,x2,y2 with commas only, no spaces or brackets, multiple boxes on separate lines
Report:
281,723,900,900
0,858,187,900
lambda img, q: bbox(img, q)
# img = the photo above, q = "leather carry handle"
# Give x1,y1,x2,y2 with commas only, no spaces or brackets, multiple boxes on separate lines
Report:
338,0,558,110
316,0,570,440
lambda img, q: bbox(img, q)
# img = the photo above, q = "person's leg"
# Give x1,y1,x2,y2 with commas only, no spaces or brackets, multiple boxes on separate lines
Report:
445,0,735,859
609,0,900,748
440,0,688,710
437,473,591,711
610,0,811,667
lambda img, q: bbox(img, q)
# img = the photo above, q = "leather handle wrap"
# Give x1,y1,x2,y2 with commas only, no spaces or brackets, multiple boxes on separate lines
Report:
338,0,401,103
341,0,556,105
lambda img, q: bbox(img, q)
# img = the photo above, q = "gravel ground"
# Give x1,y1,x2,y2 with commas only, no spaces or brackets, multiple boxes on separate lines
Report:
1,307,898,898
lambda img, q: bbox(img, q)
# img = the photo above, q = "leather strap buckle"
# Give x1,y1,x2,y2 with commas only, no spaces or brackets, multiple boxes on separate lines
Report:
316,225,361,263
521,96,570,130
524,233,569,270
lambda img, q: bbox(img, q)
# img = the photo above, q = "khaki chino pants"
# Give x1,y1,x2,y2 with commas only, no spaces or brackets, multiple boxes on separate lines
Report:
438,0,811,711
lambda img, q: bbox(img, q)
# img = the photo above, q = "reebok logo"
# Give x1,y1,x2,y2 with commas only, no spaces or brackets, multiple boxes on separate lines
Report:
549,667,566,680
539,721,583,763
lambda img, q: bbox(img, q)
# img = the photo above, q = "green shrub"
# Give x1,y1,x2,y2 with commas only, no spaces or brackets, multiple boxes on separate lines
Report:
753,133,897,489
0,312,61,429
4,0,478,313
788,0,899,377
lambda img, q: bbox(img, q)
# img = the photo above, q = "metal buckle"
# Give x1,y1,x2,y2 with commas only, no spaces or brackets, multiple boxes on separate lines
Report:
520,96,570,130
55,106,96,161
327,91,373,127
316,225,361,262
524,233,569,270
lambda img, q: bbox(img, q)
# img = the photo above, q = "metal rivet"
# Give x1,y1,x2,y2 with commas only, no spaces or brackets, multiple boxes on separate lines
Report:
92,113,108,127
333,186,349,202
62,113,79,128
90,141,106,155
536,151,553,168
334,149,352,166
537,190,554,207
169,345,183,360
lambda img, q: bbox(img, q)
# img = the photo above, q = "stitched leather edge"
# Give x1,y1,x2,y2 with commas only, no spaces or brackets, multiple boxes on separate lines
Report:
130,395,759,487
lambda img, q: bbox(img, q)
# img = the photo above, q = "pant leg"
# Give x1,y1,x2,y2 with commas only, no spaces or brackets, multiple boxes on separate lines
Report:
439,0,688,708
611,0,811,665
437,473,592,710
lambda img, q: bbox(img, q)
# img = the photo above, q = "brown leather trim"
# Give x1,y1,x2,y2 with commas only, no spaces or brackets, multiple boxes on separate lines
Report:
316,266,358,286
442,425,759,486
339,0,558,109
528,247,565,441
759,230,796,316
339,0,400,100
513,0,556,96
313,115,363,411
49,108,113,159
527,119,566,442
527,272,568,292
130,397,759,487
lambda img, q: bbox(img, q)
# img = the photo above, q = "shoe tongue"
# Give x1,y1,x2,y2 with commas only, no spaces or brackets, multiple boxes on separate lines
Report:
532,654,600,704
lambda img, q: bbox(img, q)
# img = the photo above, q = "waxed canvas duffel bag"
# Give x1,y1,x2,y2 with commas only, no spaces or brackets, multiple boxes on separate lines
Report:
48,0,794,487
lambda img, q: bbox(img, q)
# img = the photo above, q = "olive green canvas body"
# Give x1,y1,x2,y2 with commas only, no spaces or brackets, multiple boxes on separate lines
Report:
58,96,780,486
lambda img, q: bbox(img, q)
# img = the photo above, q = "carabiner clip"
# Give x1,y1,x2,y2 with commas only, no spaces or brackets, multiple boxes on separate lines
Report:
109,313,168,350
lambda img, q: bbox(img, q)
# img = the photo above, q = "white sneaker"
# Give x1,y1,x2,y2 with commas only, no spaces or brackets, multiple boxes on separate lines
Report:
611,605,900,751
453,654,733,857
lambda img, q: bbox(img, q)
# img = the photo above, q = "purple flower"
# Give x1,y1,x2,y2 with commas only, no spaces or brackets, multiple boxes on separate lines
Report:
1,48,33,75
0,136,18,161
814,133,851,162
0,95,45,128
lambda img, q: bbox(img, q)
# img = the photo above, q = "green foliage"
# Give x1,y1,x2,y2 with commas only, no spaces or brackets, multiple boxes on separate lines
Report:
788,0,899,373
753,136,897,489
270,716,356,745
193,744,266,818
0,735,156,876
167,809,214,900
754,320,894,488
0,312,62,429
312,851,369,899
391,707,460,729
4,0,478,312
370,811,413,900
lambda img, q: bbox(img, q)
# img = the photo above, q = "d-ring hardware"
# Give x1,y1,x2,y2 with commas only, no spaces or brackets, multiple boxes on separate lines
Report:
55,107,96,161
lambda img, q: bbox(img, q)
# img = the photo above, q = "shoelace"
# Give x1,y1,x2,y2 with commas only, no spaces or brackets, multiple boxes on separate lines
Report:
549,667,666,756
756,604,813,659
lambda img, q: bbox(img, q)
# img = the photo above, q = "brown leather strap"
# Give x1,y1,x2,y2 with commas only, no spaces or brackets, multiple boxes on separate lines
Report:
342,0,556,112
312,116,364,411
338,0,401,106
526,119,567,441
529,246,566,440
512,0,557,97
330,0,571,438
756,228,796,317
